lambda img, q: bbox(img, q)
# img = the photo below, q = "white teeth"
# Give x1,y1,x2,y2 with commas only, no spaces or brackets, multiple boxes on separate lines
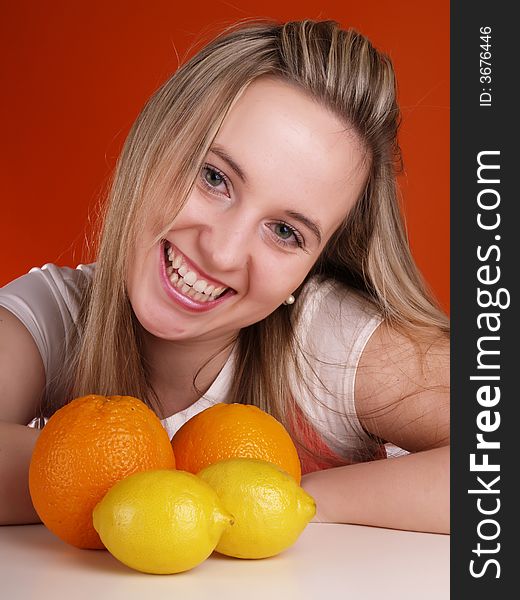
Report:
193,279,207,293
165,243,230,301
183,271,197,286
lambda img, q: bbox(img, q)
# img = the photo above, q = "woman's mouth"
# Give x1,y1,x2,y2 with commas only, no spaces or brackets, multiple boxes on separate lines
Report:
159,240,235,311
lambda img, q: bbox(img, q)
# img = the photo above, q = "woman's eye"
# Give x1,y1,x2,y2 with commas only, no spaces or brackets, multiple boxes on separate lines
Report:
269,222,305,249
203,168,223,187
201,165,229,195
274,223,295,240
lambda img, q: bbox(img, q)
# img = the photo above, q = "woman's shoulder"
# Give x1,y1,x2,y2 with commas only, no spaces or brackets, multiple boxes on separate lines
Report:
293,275,384,394
29,262,95,287
296,275,382,344
0,263,96,385
0,262,96,345
1,263,95,307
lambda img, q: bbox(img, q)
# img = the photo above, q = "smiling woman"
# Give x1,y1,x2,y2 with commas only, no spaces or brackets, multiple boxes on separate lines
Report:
126,75,368,354
0,19,449,533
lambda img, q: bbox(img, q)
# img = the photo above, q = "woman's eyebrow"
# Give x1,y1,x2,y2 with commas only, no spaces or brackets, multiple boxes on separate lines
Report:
209,144,323,244
209,145,247,183
285,211,322,245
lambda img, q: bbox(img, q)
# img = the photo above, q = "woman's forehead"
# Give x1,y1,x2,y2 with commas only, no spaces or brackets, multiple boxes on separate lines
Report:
209,77,369,236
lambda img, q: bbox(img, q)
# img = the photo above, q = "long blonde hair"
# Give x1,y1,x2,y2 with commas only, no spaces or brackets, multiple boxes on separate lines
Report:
44,19,448,465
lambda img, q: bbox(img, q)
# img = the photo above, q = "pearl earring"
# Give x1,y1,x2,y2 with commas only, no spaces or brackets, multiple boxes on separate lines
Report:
283,294,295,305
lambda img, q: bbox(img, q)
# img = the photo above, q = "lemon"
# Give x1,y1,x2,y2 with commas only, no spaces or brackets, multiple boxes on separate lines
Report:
92,469,234,574
197,458,316,559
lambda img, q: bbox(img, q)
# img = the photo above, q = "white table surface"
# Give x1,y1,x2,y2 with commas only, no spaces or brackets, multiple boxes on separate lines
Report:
0,523,449,600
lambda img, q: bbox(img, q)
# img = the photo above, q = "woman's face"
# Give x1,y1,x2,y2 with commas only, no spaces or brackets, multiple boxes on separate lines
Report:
127,76,369,345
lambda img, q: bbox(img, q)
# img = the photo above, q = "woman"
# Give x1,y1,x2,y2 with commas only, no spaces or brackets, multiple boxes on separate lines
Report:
0,19,449,532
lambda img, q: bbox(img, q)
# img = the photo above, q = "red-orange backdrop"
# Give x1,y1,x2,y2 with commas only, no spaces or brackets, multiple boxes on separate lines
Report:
0,0,449,312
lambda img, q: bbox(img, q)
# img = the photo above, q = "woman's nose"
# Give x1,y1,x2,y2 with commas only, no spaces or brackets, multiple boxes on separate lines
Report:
200,217,252,272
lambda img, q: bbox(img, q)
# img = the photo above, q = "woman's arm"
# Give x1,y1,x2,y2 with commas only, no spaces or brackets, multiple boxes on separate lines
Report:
301,445,449,533
302,321,450,533
0,307,46,525
0,422,42,525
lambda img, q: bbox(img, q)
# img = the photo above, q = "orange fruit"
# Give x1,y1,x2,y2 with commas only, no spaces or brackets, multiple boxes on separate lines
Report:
29,394,176,550
171,403,301,484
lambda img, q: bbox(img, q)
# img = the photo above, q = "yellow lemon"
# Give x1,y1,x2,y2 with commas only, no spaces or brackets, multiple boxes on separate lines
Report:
197,458,316,559
92,469,234,574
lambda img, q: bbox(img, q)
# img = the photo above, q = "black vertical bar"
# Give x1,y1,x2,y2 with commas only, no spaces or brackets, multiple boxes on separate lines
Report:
451,1,518,596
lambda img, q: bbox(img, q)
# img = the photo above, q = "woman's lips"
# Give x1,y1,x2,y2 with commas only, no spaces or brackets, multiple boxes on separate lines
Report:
158,242,235,312
165,241,230,291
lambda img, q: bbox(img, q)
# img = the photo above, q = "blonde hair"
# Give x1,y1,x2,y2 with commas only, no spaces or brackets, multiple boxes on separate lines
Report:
44,19,448,466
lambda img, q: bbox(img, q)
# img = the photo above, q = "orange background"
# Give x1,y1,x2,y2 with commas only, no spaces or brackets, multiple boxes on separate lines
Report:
0,0,449,313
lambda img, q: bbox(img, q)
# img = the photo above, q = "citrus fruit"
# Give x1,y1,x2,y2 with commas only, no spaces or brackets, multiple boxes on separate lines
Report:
198,458,316,559
29,394,176,549
93,469,234,574
171,403,302,483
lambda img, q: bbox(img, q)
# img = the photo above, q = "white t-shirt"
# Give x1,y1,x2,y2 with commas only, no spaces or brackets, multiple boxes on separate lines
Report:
0,263,385,467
